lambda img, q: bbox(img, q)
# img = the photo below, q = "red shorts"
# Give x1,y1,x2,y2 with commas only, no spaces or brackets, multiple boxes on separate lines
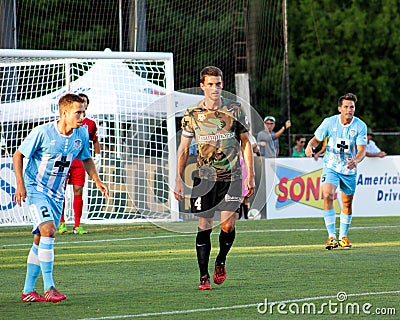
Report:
67,158,86,186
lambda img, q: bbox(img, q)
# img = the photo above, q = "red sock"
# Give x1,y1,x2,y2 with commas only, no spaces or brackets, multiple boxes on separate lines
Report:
60,203,65,223
73,195,83,228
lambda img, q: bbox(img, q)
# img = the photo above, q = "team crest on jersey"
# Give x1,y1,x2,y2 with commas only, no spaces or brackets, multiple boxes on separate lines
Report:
74,139,82,150
197,113,206,122
349,129,356,137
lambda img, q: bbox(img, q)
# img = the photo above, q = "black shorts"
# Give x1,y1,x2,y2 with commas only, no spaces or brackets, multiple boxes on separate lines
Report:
190,177,242,218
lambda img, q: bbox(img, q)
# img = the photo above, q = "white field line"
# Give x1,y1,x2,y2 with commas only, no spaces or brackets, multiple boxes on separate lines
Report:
3,225,400,248
77,289,400,320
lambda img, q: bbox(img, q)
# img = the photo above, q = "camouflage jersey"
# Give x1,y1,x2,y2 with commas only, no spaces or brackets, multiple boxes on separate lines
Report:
181,98,248,181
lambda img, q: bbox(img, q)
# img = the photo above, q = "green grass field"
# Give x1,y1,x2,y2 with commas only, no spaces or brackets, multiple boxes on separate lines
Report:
1,216,399,320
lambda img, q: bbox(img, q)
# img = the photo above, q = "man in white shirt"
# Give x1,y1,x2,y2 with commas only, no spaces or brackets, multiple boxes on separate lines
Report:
366,129,386,158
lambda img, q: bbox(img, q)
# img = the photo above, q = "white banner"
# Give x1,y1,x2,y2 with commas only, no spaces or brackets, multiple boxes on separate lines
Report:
265,156,400,219
0,158,31,225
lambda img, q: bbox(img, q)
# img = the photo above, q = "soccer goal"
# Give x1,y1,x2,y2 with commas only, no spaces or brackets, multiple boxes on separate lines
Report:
0,49,182,226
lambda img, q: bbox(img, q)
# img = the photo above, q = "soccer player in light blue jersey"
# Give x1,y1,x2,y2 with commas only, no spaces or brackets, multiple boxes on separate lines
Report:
14,93,109,303
305,93,367,250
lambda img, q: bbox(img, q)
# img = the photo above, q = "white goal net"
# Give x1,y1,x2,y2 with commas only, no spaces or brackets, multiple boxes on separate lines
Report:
0,49,185,226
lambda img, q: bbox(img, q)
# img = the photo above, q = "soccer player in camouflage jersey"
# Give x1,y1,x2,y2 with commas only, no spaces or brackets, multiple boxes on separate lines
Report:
181,100,246,181
174,66,255,290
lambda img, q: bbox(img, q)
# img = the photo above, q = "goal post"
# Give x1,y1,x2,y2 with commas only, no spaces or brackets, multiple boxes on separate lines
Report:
0,49,181,226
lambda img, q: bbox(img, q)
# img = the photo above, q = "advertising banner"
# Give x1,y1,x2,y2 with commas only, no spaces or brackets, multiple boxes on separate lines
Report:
265,156,400,219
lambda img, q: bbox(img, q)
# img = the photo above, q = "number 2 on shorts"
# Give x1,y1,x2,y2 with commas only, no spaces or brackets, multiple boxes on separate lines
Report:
40,206,50,218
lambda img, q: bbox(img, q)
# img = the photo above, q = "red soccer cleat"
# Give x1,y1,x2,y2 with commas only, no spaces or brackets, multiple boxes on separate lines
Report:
21,291,46,303
198,275,212,290
213,261,226,285
44,286,67,303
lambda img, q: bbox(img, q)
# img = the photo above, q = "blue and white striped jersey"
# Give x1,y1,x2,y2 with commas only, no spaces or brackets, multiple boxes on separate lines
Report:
314,115,367,175
18,121,90,201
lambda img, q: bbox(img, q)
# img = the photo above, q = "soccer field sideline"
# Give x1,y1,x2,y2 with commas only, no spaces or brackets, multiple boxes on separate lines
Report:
3,224,400,248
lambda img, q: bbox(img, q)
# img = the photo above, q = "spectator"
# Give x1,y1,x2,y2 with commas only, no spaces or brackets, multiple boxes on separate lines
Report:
290,134,306,157
257,116,291,157
366,128,386,158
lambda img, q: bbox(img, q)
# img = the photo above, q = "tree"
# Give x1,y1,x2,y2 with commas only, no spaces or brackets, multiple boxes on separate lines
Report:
287,0,400,154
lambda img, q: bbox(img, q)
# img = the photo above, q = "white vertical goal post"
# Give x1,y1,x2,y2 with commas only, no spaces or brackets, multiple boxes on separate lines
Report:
0,49,186,226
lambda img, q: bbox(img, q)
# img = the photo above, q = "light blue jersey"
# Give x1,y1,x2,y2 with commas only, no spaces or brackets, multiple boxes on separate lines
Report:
18,121,90,202
315,115,367,175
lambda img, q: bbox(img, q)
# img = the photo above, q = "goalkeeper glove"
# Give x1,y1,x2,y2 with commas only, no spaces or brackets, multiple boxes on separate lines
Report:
94,154,101,172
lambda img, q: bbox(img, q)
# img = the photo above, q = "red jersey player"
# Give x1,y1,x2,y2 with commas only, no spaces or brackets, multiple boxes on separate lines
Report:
58,93,101,234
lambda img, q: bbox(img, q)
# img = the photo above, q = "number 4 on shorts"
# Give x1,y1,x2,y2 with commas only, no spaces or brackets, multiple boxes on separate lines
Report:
194,197,202,210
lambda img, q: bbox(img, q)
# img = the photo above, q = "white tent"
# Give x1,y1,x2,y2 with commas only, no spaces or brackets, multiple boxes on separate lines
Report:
70,61,167,117
0,61,203,123
0,88,62,123
70,62,203,118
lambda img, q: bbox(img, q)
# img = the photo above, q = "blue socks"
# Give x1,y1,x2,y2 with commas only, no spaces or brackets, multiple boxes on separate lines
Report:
23,243,41,294
324,210,353,239
38,236,55,291
23,237,57,293
323,209,336,238
339,212,352,239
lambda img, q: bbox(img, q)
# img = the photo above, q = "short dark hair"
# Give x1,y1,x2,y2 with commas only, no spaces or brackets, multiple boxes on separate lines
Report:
78,93,89,105
294,134,304,142
338,93,357,107
200,66,223,83
58,93,84,114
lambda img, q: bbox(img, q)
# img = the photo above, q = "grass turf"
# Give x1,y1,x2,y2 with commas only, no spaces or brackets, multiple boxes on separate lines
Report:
0,216,399,319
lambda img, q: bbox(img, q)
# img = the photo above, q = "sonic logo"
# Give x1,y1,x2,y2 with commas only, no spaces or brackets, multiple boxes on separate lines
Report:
274,165,340,212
